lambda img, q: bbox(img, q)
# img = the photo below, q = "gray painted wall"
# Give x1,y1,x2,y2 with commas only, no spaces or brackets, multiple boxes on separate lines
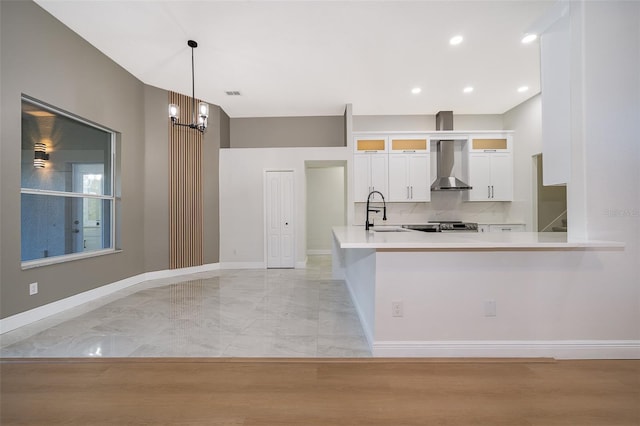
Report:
353,114,504,132
219,109,230,149
143,85,222,271
143,85,170,273
0,0,146,318
0,1,222,320
230,116,345,148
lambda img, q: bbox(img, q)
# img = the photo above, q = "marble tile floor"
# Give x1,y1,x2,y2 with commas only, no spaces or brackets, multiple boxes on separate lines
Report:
0,256,371,358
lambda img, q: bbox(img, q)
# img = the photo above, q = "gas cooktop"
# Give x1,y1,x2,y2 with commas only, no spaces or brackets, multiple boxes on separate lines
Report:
402,221,478,233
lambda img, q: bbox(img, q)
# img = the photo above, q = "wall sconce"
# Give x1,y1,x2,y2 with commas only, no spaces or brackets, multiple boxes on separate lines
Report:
34,142,49,168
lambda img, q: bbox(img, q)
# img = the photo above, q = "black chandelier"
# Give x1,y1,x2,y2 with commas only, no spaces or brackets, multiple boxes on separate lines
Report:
168,40,209,133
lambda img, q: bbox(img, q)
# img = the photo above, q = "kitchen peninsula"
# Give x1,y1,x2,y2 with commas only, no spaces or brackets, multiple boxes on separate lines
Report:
332,226,626,359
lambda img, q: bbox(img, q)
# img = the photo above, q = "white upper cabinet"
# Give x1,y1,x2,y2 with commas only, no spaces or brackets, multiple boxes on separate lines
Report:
354,135,388,154
353,135,389,202
465,134,513,202
387,134,430,202
353,153,388,202
388,134,429,154
388,154,430,202
468,135,512,153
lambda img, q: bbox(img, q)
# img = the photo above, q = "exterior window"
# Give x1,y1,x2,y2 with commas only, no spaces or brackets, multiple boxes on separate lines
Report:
21,96,116,265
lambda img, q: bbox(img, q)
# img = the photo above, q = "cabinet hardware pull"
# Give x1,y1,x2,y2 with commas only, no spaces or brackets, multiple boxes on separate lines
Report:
410,186,413,199
407,186,410,199
488,186,491,198
491,185,494,199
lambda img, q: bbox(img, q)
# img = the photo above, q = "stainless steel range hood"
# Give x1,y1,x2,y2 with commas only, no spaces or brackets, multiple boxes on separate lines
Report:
431,111,472,191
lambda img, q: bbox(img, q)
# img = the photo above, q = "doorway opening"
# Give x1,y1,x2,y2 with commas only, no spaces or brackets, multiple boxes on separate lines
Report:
305,161,347,255
533,154,567,232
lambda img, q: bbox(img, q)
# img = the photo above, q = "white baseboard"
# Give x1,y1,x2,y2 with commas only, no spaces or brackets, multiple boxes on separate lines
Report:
220,261,309,269
0,262,220,334
145,262,220,280
372,340,640,359
0,274,144,334
307,249,331,255
219,261,266,270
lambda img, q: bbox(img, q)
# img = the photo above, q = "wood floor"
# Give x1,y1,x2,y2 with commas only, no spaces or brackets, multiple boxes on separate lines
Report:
1,358,638,425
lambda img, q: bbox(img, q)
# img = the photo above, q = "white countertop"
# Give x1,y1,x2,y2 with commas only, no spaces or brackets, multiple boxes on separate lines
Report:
333,226,625,250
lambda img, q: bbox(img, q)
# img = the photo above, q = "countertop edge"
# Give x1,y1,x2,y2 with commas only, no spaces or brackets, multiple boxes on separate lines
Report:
333,227,625,251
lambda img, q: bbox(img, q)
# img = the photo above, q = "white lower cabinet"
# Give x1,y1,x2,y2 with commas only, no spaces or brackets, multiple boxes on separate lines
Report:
490,224,526,232
467,152,513,201
388,154,430,202
354,154,388,202
479,224,526,233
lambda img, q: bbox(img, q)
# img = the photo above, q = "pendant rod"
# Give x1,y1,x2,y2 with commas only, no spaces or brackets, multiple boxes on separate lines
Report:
191,43,196,125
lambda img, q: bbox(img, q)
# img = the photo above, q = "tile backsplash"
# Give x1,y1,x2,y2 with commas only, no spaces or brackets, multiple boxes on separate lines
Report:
354,191,527,226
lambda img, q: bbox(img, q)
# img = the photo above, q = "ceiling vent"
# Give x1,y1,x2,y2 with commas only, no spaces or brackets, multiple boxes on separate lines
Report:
225,91,241,96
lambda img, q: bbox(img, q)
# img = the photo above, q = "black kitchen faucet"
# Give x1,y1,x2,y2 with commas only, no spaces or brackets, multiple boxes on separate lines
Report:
365,190,387,230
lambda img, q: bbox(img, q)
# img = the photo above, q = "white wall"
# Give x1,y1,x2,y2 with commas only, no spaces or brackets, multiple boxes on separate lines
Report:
503,94,543,230
220,147,350,267
306,166,345,253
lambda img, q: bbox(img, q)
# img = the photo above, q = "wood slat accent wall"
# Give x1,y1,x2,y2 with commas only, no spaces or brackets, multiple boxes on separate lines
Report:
169,91,203,269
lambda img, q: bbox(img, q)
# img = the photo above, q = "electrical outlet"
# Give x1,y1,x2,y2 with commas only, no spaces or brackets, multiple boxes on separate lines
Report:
29,282,38,295
484,300,496,317
392,301,403,317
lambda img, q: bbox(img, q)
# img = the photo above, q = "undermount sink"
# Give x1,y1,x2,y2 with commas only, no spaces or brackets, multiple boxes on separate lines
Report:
372,228,408,232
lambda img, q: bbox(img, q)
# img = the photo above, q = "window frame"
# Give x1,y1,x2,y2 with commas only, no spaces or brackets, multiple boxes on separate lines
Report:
20,95,118,269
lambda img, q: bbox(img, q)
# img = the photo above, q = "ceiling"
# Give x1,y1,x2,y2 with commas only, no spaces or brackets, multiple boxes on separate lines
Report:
35,0,550,118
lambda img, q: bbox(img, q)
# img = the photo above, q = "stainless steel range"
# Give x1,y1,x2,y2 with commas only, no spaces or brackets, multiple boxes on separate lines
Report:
402,221,478,233
430,221,478,232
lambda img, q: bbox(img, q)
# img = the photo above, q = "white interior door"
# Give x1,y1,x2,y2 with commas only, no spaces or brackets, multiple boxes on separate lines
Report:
266,171,295,268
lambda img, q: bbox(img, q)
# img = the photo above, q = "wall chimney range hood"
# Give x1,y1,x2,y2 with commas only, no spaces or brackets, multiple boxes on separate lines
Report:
431,111,472,191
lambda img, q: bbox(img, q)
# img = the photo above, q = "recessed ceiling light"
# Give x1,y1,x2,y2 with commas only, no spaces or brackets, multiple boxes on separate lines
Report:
521,33,537,44
463,86,474,93
411,87,422,94
449,35,463,46
518,86,529,93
